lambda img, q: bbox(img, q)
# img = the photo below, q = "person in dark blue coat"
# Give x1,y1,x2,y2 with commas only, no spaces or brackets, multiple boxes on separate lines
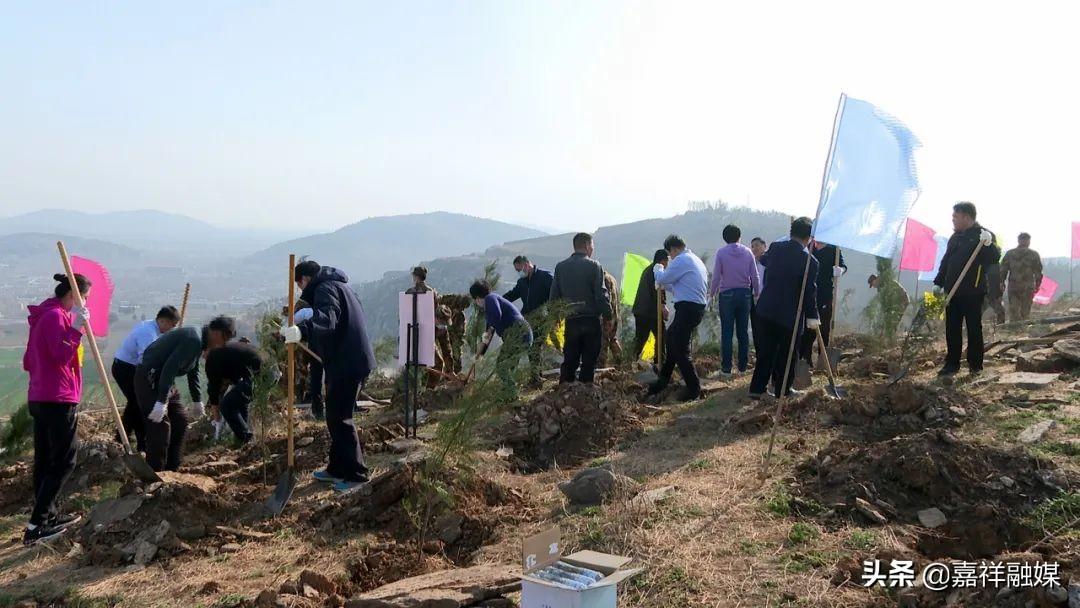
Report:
472,280,533,399
749,217,820,399
502,255,555,385
280,261,376,492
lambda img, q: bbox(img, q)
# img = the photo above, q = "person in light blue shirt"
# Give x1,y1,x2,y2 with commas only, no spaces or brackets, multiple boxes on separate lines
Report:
649,235,709,401
110,306,181,452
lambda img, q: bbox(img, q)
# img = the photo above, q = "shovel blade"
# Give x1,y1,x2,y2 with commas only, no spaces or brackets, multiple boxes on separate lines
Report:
887,367,909,386
123,453,162,484
793,361,812,390
263,469,297,517
825,383,849,399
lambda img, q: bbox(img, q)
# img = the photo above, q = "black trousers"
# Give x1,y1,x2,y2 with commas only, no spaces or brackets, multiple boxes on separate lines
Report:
220,377,254,444
325,375,369,482
945,294,985,371
134,365,187,472
658,302,706,392
750,316,800,396
800,301,833,364
306,360,324,418
750,301,762,357
633,314,658,361
560,317,602,383
111,359,145,452
29,402,78,526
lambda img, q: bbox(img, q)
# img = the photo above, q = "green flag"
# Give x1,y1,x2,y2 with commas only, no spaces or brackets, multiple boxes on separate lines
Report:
620,252,651,307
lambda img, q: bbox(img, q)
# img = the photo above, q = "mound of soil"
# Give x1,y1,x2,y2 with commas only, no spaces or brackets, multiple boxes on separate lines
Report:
305,455,523,565
0,462,32,516
784,381,970,440
79,472,242,566
795,431,1075,559
502,381,644,470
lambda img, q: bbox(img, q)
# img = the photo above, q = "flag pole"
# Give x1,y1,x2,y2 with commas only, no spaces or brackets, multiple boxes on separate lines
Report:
764,93,846,465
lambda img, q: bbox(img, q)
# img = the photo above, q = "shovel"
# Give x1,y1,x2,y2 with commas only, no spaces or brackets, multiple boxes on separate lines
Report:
815,328,848,399
178,283,191,327
793,359,812,390
265,254,298,517
888,241,986,384
820,246,843,372
57,242,161,483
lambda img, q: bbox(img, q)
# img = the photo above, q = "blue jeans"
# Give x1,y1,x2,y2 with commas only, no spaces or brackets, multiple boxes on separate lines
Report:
718,288,752,372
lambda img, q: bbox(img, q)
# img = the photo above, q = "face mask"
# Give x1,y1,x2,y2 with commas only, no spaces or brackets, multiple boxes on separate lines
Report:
518,270,528,279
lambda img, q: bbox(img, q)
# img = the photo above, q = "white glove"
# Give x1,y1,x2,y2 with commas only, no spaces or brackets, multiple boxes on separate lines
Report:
832,266,845,278
188,401,206,419
979,229,992,246
148,401,167,423
293,308,314,323
279,324,302,344
71,306,90,331
806,318,822,331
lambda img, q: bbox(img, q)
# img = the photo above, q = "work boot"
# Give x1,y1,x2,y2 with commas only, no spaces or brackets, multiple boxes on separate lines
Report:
936,365,960,377
646,379,669,396
677,387,701,402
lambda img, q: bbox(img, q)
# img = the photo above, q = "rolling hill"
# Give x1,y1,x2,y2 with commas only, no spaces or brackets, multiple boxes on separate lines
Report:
354,204,891,339
249,212,547,283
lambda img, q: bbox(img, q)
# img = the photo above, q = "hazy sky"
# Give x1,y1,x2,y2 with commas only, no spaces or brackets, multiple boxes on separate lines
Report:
2,1,1078,255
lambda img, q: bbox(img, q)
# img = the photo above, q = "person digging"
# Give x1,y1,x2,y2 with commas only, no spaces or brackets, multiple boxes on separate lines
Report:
111,305,181,454
279,260,375,493
470,280,533,400
134,317,215,471
204,316,261,446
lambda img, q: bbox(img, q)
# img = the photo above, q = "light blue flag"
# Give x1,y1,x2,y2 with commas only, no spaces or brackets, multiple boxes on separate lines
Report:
812,95,921,258
919,235,949,281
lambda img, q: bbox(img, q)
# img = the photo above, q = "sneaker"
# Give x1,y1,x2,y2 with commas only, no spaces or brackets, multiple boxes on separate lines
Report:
332,478,369,494
49,513,82,529
968,367,984,376
937,366,960,377
646,381,668,396
23,524,68,546
749,392,765,401
312,469,342,483
715,370,732,379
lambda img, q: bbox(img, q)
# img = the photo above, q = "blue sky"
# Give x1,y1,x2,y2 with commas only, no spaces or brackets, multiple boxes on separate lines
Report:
2,1,1078,255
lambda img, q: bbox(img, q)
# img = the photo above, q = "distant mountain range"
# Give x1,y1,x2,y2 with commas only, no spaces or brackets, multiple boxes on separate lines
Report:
0,209,300,255
249,211,547,283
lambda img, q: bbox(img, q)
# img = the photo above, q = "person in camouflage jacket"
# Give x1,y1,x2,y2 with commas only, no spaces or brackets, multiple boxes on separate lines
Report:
1000,232,1043,321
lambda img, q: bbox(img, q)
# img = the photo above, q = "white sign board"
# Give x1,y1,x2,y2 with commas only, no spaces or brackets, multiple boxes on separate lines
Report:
398,291,436,367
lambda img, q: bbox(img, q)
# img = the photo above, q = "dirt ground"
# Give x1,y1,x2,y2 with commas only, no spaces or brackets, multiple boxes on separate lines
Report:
0,320,1077,607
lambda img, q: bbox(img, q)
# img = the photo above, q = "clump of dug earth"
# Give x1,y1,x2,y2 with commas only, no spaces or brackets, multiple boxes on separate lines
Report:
795,430,1076,559
502,380,644,470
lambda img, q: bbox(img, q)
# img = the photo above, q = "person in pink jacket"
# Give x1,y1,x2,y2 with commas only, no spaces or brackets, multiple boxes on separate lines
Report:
21,273,92,546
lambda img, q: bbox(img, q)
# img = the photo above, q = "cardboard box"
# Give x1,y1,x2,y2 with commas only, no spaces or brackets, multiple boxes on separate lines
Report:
520,528,642,608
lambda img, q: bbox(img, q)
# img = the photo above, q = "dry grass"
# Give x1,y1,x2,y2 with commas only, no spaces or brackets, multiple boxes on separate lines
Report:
0,332,1076,607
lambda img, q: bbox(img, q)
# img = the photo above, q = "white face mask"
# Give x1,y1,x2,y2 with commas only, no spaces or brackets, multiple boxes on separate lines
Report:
517,270,527,279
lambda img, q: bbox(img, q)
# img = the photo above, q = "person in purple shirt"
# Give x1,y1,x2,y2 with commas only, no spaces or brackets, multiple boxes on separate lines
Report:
470,280,533,398
709,225,761,375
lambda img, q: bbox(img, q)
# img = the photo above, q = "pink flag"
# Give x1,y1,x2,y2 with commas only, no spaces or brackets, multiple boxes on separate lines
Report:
899,218,938,272
1072,222,1080,260
71,256,115,337
1033,277,1058,306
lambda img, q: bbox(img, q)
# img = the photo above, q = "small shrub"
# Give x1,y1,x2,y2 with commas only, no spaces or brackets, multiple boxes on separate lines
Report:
787,522,820,545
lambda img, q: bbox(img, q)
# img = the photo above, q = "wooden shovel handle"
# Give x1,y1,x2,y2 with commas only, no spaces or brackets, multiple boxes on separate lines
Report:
944,241,985,307
178,283,191,327
286,254,295,469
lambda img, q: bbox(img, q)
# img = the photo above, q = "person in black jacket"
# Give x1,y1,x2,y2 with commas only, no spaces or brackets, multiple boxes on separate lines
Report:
135,322,209,472
204,319,261,446
749,218,820,399
799,242,846,364
933,202,1000,376
503,255,555,385
549,233,612,384
280,261,376,492
632,249,669,360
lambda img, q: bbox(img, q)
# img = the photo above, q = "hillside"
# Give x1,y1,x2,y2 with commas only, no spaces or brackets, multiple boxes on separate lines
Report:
250,212,547,283
0,233,143,270
356,204,886,339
